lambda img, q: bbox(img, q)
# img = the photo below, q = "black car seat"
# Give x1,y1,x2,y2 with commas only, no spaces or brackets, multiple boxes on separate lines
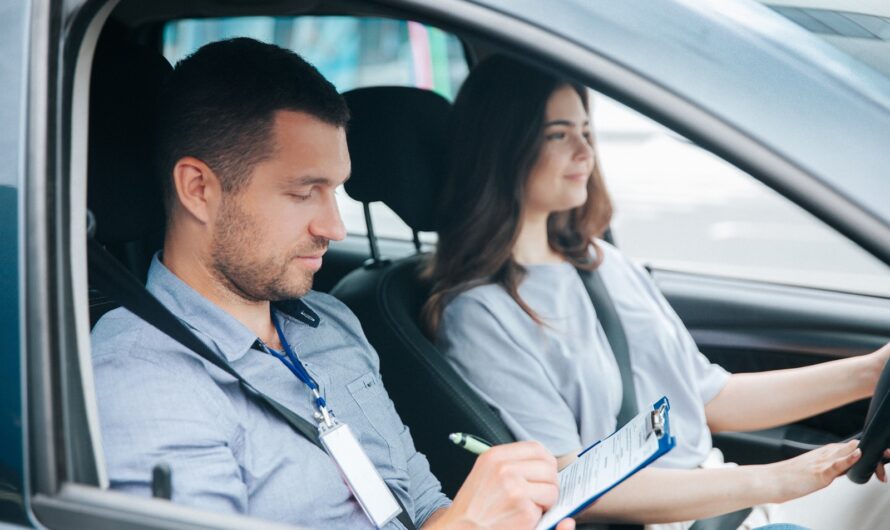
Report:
330,86,517,497
87,22,171,327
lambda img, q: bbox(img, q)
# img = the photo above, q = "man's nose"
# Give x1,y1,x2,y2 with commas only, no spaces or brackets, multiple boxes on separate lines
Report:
310,194,347,242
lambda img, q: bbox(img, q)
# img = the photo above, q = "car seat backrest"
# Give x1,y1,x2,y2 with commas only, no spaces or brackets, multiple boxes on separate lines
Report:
341,86,449,260
331,87,516,497
87,22,172,326
342,86,446,234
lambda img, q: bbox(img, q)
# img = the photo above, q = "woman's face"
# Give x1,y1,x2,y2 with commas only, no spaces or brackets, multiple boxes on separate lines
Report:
524,85,594,218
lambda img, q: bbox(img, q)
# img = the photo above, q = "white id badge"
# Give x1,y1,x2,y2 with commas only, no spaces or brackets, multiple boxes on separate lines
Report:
320,422,402,528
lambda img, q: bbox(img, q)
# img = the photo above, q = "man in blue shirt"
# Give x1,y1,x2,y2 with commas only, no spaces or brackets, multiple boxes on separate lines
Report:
91,38,572,530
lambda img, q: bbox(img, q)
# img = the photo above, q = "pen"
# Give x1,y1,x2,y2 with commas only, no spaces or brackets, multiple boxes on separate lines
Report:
449,432,492,455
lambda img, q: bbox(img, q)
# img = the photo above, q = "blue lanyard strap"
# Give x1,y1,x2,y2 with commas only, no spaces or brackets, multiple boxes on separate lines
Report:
266,312,331,421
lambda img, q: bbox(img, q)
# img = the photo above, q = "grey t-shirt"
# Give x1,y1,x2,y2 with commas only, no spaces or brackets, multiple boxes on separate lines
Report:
438,241,729,468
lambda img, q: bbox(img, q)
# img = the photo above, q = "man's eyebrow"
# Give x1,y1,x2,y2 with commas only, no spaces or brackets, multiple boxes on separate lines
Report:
544,119,590,127
286,174,350,186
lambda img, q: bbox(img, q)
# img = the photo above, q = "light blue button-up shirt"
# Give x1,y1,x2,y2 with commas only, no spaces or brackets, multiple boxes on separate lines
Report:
91,255,450,529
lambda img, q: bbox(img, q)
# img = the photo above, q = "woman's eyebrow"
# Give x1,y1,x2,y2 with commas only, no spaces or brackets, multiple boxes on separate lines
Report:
544,119,590,127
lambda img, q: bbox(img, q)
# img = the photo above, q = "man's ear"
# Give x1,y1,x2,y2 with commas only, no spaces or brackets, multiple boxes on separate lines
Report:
171,156,220,224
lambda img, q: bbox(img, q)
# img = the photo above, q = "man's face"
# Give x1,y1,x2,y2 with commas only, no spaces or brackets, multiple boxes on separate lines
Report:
210,110,349,302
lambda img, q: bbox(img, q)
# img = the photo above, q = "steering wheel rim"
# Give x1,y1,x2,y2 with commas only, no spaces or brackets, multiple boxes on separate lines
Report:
847,355,890,483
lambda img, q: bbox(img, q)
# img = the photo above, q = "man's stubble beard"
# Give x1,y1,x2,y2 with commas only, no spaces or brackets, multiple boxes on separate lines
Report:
210,195,326,303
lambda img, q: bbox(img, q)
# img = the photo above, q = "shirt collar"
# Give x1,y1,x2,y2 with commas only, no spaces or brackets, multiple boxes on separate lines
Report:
145,253,321,363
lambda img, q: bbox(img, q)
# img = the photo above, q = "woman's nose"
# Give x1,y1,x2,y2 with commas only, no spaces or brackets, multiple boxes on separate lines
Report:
573,134,594,161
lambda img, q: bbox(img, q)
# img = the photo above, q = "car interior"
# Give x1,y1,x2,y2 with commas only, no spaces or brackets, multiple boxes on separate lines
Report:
44,0,890,528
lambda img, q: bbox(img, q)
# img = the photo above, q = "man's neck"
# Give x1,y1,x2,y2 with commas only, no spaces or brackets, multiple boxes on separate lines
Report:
162,241,279,347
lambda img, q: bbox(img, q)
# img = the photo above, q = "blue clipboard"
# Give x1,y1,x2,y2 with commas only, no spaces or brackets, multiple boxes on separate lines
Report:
538,396,676,530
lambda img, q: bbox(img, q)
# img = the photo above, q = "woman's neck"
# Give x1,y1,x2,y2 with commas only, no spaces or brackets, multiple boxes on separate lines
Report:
513,211,564,265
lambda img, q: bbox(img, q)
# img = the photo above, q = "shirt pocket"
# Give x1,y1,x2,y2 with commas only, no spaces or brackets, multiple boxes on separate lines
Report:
345,371,409,476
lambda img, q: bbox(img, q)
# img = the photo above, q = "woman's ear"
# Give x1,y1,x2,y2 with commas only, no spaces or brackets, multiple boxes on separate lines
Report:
171,156,221,224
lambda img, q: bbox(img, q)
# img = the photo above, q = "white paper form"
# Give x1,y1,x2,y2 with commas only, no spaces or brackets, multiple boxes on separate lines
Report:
535,409,661,530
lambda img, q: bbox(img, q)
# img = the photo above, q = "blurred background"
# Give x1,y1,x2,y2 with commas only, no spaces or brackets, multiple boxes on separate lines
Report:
162,1,890,297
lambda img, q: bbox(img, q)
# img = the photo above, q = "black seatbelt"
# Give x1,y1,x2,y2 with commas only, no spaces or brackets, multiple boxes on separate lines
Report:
87,236,417,530
575,268,639,426
576,267,751,530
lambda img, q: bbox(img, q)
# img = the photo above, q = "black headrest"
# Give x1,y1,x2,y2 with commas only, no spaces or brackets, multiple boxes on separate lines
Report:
87,23,172,244
343,87,450,233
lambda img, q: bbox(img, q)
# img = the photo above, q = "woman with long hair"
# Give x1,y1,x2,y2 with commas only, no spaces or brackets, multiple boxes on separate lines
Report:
424,55,890,529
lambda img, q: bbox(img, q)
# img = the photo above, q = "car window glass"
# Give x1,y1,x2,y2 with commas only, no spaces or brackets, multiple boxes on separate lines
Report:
163,16,468,242
593,92,890,297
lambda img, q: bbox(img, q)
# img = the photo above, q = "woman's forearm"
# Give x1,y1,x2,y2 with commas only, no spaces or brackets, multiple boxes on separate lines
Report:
575,466,773,524
573,439,861,525
704,350,885,433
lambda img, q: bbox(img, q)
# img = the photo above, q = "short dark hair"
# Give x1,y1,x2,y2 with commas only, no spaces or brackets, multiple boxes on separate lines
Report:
157,37,349,213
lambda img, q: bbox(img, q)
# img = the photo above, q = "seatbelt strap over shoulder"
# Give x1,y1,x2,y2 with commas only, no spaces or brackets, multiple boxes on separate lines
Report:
575,267,639,426
576,267,753,530
87,237,417,530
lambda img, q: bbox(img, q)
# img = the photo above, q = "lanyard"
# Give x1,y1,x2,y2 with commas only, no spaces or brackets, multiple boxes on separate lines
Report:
264,312,335,428
264,313,405,528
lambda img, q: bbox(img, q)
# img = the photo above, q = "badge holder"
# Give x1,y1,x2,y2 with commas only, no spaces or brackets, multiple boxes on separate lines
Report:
319,416,402,528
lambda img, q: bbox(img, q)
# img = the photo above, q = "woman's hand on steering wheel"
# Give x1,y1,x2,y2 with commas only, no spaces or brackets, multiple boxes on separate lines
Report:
848,342,890,484
769,440,861,503
866,343,890,391
872,448,890,483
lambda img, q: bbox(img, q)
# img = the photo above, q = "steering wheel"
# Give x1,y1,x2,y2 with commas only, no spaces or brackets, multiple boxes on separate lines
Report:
847,354,890,483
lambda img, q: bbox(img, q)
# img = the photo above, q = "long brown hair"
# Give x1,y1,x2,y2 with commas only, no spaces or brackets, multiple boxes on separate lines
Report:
423,55,613,335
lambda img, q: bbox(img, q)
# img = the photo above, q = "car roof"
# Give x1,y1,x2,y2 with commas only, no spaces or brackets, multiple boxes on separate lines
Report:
761,0,890,80
475,0,890,229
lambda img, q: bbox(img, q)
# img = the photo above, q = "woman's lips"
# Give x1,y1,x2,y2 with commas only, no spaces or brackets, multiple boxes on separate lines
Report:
565,172,588,182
